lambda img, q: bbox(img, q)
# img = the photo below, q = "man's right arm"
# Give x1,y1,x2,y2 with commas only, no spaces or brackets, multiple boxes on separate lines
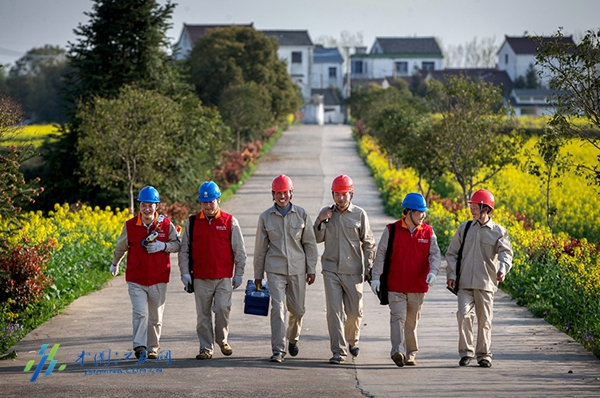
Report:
177,219,191,276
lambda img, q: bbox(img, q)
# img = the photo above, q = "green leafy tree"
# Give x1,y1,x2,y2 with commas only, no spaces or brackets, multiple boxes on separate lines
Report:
427,75,523,205
535,28,600,187
76,86,182,211
66,0,187,103
187,26,301,126
40,0,191,210
219,82,273,151
6,45,69,123
159,97,232,204
523,127,572,230
0,95,42,225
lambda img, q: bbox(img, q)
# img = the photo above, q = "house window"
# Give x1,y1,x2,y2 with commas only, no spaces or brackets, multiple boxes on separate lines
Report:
421,62,434,71
395,61,408,74
352,60,363,74
328,67,337,78
505,54,509,64
292,51,302,64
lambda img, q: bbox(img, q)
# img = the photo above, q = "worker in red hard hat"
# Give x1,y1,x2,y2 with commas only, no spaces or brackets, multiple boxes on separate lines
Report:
446,189,513,368
254,174,319,363
313,174,375,365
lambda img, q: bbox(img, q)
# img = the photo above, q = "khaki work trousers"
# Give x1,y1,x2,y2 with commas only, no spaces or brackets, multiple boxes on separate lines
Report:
457,288,494,362
194,278,232,355
128,282,167,351
267,272,306,355
323,271,363,357
388,291,425,360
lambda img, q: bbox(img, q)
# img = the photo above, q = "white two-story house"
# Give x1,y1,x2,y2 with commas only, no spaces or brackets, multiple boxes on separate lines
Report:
498,35,575,115
311,47,344,90
262,30,314,102
350,37,444,80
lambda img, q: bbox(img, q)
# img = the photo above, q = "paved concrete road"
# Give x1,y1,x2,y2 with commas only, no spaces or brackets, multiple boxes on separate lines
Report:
1,125,599,397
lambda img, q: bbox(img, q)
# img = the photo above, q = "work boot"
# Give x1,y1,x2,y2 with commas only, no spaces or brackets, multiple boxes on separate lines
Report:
133,346,147,359
220,343,233,356
288,342,299,357
459,356,473,366
391,352,405,367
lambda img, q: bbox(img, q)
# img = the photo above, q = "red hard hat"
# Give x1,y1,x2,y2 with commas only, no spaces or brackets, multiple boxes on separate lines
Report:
468,189,495,209
331,174,354,193
272,174,294,192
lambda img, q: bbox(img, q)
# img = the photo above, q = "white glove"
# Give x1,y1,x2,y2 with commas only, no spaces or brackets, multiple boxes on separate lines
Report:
110,264,119,277
181,274,192,286
426,273,437,287
146,241,166,254
371,280,380,295
232,275,243,289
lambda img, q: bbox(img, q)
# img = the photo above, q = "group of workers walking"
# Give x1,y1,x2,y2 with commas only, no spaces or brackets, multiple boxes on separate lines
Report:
111,174,513,368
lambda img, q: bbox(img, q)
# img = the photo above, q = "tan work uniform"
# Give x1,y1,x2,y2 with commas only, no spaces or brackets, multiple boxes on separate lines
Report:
178,213,246,356
445,218,513,363
313,203,375,358
254,203,318,355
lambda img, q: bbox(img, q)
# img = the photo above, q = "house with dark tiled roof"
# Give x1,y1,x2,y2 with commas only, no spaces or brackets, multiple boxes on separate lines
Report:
350,37,443,80
311,47,344,90
497,35,575,85
262,30,314,101
172,23,254,60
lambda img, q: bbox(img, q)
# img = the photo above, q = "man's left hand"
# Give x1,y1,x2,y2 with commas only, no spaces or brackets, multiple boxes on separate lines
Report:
306,274,316,285
426,273,437,287
232,275,243,289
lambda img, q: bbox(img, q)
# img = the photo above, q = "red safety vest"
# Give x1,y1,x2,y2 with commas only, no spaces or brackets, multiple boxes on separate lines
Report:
125,213,171,286
387,219,433,293
191,209,235,279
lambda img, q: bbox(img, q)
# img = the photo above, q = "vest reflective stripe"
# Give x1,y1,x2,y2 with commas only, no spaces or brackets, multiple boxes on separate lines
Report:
125,216,171,286
191,211,235,279
387,221,432,293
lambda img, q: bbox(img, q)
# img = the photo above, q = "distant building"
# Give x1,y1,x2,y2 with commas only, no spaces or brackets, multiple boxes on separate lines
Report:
172,23,254,60
497,35,575,86
262,30,314,101
350,37,444,80
311,47,344,90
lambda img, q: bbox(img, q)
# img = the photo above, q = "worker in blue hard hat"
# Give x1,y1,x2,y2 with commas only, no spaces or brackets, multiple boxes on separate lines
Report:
110,185,181,361
178,181,247,360
370,192,441,367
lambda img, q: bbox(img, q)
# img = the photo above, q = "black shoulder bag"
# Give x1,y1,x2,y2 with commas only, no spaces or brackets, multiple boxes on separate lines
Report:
447,220,473,296
185,215,196,293
377,222,396,306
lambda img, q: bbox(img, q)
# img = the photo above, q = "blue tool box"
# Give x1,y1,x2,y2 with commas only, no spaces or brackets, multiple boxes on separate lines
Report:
244,280,270,316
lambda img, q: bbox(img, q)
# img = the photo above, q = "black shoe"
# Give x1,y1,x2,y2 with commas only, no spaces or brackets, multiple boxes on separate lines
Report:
478,359,492,367
288,342,299,357
133,346,147,359
391,352,405,367
459,356,473,366
349,345,360,357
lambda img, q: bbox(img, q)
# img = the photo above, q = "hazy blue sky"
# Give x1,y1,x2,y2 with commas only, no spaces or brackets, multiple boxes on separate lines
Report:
1,0,599,66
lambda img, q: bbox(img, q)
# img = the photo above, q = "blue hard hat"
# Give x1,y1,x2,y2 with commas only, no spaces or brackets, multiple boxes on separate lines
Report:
198,181,221,202
402,193,428,212
137,186,160,203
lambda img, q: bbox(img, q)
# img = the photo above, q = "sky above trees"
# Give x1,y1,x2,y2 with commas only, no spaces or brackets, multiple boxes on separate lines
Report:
1,0,599,66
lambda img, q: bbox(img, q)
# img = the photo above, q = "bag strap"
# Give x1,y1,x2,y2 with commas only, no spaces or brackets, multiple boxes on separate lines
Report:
454,220,473,291
378,222,396,305
188,214,196,279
